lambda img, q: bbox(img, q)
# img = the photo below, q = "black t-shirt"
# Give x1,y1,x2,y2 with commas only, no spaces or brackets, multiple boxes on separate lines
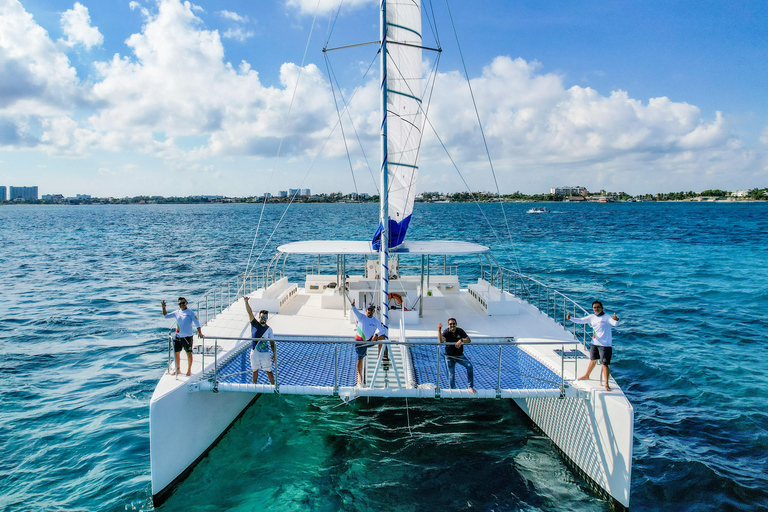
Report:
442,327,468,357
250,319,271,350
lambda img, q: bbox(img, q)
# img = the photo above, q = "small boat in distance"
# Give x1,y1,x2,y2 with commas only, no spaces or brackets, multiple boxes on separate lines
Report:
527,206,551,213
149,2,633,509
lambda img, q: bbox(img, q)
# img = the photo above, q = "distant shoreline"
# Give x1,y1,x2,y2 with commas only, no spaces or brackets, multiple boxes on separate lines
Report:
2,197,766,206
4,187,767,205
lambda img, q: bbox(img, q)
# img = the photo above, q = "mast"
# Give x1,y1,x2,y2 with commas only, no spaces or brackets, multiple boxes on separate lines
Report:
379,0,389,338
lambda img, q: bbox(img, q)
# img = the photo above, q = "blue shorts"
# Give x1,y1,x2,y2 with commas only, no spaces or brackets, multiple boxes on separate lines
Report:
589,345,612,365
355,344,373,360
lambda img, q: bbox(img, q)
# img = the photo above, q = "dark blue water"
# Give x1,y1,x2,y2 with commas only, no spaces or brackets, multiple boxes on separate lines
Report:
1,202,766,511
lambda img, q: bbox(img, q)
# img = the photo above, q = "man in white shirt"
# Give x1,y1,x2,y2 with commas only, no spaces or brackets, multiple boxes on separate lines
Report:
349,299,386,386
162,297,204,376
567,300,619,391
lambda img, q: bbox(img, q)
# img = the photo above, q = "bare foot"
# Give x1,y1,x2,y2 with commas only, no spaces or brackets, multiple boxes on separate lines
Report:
186,370,191,376
605,385,611,391
469,387,476,395
577,376,589,381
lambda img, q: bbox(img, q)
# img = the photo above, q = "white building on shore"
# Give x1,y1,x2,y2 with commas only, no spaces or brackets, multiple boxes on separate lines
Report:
551,186,587,196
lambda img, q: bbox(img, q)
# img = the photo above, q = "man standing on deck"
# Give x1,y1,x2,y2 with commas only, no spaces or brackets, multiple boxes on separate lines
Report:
162,297,204,376
349,299,386,386
567,300,620,391
438,318,476,394
244,297,276,385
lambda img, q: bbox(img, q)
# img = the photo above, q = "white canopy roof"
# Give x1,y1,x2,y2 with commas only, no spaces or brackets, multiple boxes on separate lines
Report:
277,240,489,255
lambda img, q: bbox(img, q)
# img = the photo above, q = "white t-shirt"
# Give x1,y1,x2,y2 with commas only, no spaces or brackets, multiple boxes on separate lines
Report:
570,313,619,347
165,308,201,337
351,306,383,341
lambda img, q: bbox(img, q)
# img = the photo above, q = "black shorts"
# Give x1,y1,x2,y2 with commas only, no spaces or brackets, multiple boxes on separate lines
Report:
589,345,612,365
174,336,193,353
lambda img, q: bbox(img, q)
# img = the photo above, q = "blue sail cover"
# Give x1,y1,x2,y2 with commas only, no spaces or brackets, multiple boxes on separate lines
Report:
372,0,422,250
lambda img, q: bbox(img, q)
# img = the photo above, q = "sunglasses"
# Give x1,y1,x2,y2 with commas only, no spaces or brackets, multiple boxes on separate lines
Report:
179,301,187,305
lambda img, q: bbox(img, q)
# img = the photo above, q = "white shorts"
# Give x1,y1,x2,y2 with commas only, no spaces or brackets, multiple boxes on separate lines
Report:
250,349,273,372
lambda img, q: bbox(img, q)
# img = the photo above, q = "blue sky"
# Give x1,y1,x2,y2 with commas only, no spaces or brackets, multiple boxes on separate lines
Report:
1,0,766,197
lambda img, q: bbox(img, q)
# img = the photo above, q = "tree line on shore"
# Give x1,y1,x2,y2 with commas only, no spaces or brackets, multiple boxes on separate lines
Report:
3,187,767,205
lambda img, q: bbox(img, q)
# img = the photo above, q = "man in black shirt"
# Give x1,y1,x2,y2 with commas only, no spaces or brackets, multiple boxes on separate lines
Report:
438,318,476,394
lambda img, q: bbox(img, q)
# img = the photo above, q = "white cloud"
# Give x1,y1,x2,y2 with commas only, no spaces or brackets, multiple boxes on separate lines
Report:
217,10,254,41
760,126,768,145
89,0,335,158
416,56,747,192
218,10,247,23
0,0,762,195
222,27,255,42
0,0,85,149
129,1,150,18
59,2,103,50
286,0,372,16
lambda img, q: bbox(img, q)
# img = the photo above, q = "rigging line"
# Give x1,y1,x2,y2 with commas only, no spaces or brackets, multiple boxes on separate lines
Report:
444,0,522,273
243,0,323,283
426,0,441,47
324,0,344,47
325,50,380,196
327,50,380,194
248,84,376,269
324,52,365,219
383,47,441,206
401,51,441,205
420,107,508,250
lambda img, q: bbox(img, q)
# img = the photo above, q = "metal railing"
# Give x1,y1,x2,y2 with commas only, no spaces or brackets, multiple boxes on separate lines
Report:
483,266,592,347
190,268,283,326
164,263,593,386
188,335,584,398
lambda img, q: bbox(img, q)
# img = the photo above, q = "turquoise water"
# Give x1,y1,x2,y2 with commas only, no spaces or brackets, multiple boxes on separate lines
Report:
1,202,767,511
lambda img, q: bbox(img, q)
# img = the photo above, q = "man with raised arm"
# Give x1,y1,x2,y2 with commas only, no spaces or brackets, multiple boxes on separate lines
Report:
567,300,620,391
162,297,204,376
349,299,386,386
438,318,476,394
244,296,276,385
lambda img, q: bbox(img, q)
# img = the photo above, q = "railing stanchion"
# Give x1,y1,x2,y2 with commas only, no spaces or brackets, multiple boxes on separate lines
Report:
168,330,173,374
553,292,557,323
273,342,279,394
213,337,218,393
575,341,579,379
435,345,441,398
497,346,502,397
560,342,565,398
333,344,338,393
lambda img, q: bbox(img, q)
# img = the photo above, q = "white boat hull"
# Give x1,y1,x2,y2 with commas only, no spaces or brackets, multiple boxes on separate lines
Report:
514,390,633,508
149,377,256,505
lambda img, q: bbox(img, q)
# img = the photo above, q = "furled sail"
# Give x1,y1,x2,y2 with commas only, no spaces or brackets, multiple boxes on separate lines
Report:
372,0,422,250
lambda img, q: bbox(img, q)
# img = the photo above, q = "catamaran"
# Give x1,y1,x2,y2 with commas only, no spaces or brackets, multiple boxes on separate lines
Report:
150,1,633,508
